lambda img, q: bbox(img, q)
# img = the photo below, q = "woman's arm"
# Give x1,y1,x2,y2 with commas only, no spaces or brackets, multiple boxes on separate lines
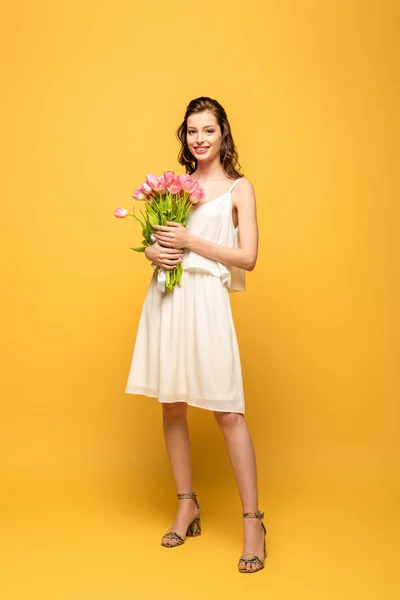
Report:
144,241,183,270
152,178,259,271
188,177,258,270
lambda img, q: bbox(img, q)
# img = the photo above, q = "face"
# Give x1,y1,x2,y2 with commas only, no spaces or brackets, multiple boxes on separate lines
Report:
186,111,222,162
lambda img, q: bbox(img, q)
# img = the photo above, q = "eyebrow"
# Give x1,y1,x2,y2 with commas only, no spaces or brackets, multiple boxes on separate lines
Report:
187,125,215,129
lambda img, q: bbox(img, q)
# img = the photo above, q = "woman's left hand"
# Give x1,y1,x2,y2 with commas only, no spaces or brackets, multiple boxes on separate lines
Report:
152,222,191,249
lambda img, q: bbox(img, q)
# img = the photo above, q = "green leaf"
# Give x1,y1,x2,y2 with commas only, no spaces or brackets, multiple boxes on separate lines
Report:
148,212,159,226
132,214,145,229
130,246,146,252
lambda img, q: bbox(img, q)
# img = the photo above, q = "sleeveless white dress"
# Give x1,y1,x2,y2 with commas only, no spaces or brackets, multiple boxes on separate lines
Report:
125,177,246,413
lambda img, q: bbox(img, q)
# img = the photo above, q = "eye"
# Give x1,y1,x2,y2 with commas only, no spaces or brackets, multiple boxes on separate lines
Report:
187,129,214,134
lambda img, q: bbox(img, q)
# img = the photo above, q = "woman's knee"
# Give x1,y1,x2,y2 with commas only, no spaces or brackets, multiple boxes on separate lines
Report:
213,410,243,429
162,401,187,420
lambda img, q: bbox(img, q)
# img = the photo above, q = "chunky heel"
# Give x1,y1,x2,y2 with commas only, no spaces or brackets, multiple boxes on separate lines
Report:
161,492,201,548
186,515,201,537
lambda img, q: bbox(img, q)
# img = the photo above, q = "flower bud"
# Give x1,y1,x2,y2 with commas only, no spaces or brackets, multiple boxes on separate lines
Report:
114,207,128,218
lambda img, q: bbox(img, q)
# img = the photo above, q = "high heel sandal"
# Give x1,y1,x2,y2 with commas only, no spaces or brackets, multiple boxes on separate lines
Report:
161,492,201,548
238,511,267,573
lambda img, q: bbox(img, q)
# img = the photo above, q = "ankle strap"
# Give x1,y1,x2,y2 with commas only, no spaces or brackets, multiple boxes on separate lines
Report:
243,511,264,519
177,492,197,500
177,492,199,510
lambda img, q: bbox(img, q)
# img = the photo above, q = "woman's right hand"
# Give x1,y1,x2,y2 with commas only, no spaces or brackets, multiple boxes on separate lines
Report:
144,241,184,270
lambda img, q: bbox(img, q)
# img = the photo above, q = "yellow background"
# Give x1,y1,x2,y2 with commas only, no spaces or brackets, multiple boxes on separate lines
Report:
1,1,399,598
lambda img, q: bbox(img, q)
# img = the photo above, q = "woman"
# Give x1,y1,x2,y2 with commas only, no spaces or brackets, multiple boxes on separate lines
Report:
125,96,266,573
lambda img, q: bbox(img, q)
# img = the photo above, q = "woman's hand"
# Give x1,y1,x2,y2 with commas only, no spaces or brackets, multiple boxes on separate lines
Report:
144,240,183,270
151,222,192,249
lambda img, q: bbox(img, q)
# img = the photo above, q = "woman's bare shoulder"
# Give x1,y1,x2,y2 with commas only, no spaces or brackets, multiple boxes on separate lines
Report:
233,177,256,206
237,176,254,189
232,177,256,210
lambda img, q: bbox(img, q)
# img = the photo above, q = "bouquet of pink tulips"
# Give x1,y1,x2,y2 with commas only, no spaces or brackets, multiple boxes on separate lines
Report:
114,171,204,292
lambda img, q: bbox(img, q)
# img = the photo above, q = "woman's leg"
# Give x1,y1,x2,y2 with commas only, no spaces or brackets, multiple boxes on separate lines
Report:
161,402,199,546
213,411,265,571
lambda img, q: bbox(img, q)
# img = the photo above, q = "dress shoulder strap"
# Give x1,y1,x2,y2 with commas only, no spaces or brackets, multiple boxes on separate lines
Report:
229,177,244,193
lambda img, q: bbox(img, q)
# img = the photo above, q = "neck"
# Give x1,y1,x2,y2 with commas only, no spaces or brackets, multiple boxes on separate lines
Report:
193,155,226,181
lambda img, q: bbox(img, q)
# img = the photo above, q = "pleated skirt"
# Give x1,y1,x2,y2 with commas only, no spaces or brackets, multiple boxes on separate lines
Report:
125,268,245,413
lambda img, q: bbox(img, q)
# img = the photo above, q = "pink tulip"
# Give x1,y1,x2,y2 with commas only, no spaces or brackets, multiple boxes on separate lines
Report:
167,178,182,194
155,176,166,192
178,174,196,193
139,182,152,195
189,187,204,203
114,207,128,218
145,173,159,191
132,188,146,200
163,171,175,186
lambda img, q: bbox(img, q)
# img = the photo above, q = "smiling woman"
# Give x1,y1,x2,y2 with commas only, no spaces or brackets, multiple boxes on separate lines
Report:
124,96,265,573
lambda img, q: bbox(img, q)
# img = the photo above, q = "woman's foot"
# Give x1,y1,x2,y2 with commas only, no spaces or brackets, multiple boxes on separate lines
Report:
238,515,266,572
161,496,200,547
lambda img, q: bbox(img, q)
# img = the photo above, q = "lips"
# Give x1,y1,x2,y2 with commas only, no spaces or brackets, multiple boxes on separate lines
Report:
194,147,209,153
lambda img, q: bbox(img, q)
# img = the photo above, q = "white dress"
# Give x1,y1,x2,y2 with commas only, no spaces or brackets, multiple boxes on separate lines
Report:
125,177,246,413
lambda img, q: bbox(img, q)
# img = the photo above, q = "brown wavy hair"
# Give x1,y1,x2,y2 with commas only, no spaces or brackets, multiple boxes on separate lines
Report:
176,96,244,179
